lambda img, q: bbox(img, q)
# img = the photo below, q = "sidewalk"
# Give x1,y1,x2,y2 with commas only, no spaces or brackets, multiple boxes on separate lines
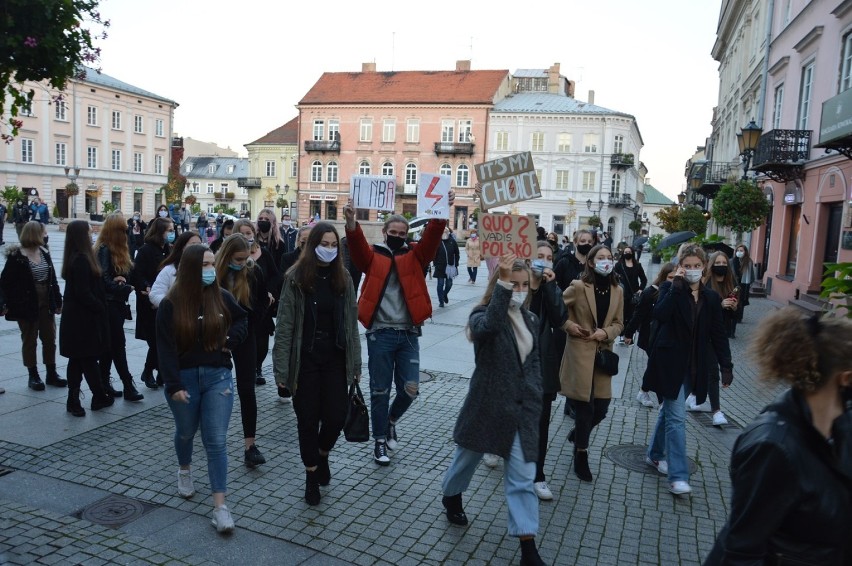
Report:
0,229,787,565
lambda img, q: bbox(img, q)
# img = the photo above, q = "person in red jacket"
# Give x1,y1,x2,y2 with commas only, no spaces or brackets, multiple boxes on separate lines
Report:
344,193,454,465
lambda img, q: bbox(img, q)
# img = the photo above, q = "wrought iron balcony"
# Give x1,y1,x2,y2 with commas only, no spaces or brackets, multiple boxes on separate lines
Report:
304,140,341,153
214,192,236,201
434,142,474,156
610,153,634,168
607,193,634,208
687,161,736,198
752,129,812,183
237,177,261,189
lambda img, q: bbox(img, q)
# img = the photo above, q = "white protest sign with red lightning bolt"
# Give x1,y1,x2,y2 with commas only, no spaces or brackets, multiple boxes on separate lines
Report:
417,174,450,219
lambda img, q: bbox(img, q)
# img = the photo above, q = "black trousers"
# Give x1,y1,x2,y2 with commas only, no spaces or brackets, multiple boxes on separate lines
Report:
573,397,611,450
535,393,556,482
293,342,348,469
232,326,258,439
68,356,105,396
255,319,271,374
144,338,158,374
100,301,132,381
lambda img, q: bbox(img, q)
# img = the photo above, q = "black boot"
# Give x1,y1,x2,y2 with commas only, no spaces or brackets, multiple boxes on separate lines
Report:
316,454,331,486
27,367,45,391
141,368,158,389
121,376,144,402
441,493,468,526
305,469,321,506
66,388,85,417
83,370,113,411
103,375,122,398
520,538,547,566
574,450,593,482
45,364,67,387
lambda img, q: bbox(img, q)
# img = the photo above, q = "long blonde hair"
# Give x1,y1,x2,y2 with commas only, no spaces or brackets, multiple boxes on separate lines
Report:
466,259,531,341
214,234,253,308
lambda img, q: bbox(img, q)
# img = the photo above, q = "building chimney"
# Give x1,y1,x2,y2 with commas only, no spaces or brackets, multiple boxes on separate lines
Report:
548,63,560,94
456,60,471,72
362,62,376,73
588,90,595,105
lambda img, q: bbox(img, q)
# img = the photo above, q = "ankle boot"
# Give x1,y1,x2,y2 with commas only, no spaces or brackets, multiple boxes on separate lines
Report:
27,367,45,391
66,388,85,417
141,368,158,389
121,376,144,402
441,493,468,526
45,364,67,387
574,450,593,482
316,454,331,486
520,538,546,566
305,469,321,506
83,371,113,411
103,375,122,398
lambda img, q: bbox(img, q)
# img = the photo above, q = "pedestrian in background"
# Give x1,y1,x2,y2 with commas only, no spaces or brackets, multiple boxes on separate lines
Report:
280,213,298,253
614,245,647,345
209,219,233,254
440,253,547,566
30,198,49,225
281,226,311,275
157,244,248,534
155,204,170,221
273,222,361,506
148,231,202,309
95,212,143,402
127,211,147,259
433,226,460,307
466,230,481,284
0,201,7,245
731,244,755,323
255,208,285,274
704,308,852,566
560,244,624,482
13,199,29,238
59,220,113,416
0,221,65,391
196,212,209,238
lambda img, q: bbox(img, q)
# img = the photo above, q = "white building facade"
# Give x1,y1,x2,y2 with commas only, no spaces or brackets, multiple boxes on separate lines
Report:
182,157,250,216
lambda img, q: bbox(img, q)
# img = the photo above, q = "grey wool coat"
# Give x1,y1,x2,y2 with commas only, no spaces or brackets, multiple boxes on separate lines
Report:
453,284,543,462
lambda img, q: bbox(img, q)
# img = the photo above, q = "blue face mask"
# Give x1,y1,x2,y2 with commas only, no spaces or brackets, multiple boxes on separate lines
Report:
201,269,216,286
228,263,244,271
166,232,176,243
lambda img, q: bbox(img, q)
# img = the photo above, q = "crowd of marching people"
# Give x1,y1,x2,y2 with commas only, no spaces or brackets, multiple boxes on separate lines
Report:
0,202,849,566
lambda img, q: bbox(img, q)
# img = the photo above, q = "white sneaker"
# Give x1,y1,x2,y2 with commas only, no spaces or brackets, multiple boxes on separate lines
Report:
685,394,696,409
386,422,398,451
616,336,625,345
533,481,553,501
645,457,668,476
636,391,655,407
482,453,500,468
177,469,195,498
686,395,711,412
211,505,235,533
669,481,692,495
712,411,729,426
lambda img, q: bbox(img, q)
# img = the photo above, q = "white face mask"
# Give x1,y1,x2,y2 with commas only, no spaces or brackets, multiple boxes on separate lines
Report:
158,210,168,218
684,269,703,284
510,291,527,308
315,246,338,263
735,251,745,258
594,260,614,276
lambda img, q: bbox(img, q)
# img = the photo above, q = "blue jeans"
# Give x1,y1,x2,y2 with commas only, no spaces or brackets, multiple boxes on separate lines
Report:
367,328,420,441
467,267,478,283
436,277,453,305
165,366,234,493
647,381,691,483
442,432,539,537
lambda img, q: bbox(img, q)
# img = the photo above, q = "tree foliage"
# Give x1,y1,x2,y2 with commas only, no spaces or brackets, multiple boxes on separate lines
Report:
821,262,852,319
161,145,185,205
1,0,109,142
2,185,26,205
654,206,680,234
712,180,771,234
628,219,643,234
678,205,708,235
587,214,602,228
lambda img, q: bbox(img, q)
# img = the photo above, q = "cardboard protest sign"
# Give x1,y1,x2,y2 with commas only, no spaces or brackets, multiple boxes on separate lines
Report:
474,152,541,211
350,175,396,211
416,174,450,219
479,213,538,259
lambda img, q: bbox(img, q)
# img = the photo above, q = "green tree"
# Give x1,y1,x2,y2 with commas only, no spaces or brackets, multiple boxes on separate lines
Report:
712,180,771,235
587,214,602,228
2,186,26,206
654,206,680,234
821,262,852,319
1,0,109,141
677,205,708,234
628,219,643,235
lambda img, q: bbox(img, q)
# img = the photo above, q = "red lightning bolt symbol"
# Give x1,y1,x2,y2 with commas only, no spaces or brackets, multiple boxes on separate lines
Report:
424,177,442,207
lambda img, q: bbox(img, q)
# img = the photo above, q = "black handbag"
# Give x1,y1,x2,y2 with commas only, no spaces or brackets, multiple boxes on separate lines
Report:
343,382,370,442
595,347,620,376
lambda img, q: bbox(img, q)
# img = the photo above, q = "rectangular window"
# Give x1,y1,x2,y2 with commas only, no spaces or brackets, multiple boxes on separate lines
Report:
265,161,276,177
241,187,248,195
458,120,472,143
583,134,598,153
797,62,814,130
557,133,571,152
555,170,569,189
406,119,420,143
221,183,229,194
291,158,297,178
382,119,396,142
111,149,122,171
21,139,33,163
190,183,199,193
613,134,624,154
133,152,143,173
773,85,784,129
87,146,97,168
206,183,214,194
55,142,67,166
313,119,324,141
87,106,98,126
785,205,802,276
20,101,34,117
582,171,596,191
111,111,122,130
487,132,505,152
154,154,163,175
553,215,566,234
843,33,852,92
155,119,164,137
441,120,455,143
359,119,372,142
328,119,339,142
55,101,67,121
531,132,545,152
134,115,143,134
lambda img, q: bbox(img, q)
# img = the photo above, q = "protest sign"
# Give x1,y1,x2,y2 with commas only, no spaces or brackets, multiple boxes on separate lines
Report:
474,151,541,210
479,213,538,259
416,174,450,219
350,175,396,211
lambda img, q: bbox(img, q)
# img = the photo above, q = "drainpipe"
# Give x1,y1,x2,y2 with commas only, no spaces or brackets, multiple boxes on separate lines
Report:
755,0,775,129
600,117,606,229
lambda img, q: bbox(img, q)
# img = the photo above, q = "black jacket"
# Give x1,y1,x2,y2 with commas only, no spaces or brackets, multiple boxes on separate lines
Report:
704,389,852,566
623,284,660,352
554,253,584,291
97,246,134,304
12,204,29,224
0,246,63,320
130,242,169,340
432,238,460,278
280,226,299,254
59,255,109,358
529,280,567,395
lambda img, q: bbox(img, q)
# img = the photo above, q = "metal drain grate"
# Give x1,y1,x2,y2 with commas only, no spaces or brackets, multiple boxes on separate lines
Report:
420,371,434,383
0,466,14,478
605,444,697,475
73,494,156,528
688,412,743,429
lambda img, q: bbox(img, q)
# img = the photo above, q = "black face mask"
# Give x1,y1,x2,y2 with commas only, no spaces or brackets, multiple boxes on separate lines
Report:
43,236,49,245
711,265,728,276
257,220,271,233
576,243,592,256
386,235,406,252
623,253,634,260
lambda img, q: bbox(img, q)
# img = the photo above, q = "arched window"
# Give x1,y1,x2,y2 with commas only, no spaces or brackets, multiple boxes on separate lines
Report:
405,163,418,186
311,160,322,182
439,163,452,177
359,160,371,175
456,164,470,187
611,173,621,196
607,216,616,237
327,161,338,183
382,161,394,177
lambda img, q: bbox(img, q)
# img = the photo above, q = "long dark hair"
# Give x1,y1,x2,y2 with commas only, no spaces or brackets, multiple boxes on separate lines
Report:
214,234,253,307
62,220,101,280
580,244,618,287
289,222,347,294
145,217,173,246
166,244,231,354
160,231,202,270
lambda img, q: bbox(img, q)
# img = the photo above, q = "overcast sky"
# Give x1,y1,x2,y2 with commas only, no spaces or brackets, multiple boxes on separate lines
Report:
96,0,721,199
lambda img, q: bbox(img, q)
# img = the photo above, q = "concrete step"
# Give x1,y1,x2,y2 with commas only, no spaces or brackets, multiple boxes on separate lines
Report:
788,298,827,314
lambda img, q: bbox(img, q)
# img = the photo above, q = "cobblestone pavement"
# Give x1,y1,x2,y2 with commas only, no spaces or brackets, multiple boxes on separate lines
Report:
0,225,789,565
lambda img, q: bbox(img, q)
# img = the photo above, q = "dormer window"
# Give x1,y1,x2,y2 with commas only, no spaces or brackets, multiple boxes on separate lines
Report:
227,165,235,174
186,163,193,173
208,164,216,174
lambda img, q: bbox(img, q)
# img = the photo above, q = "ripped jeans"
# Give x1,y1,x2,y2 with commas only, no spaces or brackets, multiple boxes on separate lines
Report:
165,366,234,493
367,328,420,441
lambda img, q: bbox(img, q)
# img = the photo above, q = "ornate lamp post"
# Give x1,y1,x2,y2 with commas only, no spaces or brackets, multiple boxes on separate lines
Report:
737,120,763,180
586,198,605,228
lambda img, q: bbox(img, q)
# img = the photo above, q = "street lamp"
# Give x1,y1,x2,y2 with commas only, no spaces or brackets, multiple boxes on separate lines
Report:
64,166,81,218
737,119,762,180
586,198,604,214
677,191,687,205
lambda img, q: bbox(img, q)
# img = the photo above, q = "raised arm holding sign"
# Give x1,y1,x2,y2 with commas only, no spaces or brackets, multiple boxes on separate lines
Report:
479,213,538,260
350,175,396,211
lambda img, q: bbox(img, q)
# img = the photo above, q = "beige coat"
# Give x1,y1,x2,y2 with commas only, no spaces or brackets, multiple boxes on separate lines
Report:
559,279,624,401
466,238,482,266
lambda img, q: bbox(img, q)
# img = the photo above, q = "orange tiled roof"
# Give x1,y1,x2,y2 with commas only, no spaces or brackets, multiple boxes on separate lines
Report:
247,116,299,145
299,70,510,105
